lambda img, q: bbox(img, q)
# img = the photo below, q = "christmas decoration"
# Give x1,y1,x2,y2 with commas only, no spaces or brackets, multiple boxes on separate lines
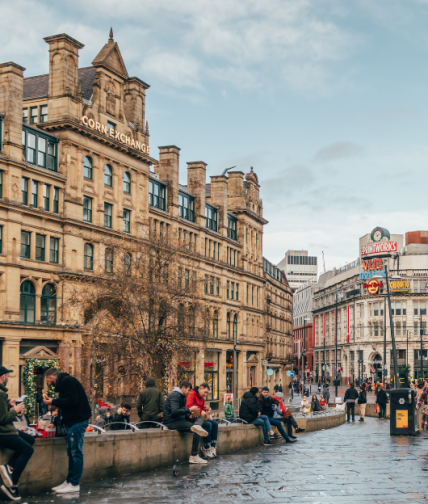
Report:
22,358,59,419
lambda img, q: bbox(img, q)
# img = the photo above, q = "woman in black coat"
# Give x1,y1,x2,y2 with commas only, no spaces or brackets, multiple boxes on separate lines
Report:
311,394,321,412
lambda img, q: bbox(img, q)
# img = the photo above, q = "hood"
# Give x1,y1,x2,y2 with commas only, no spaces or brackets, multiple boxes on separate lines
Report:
99,407,110,418
243,391,256,399
275,392,284,399
145,377,156,388
172,387,184,395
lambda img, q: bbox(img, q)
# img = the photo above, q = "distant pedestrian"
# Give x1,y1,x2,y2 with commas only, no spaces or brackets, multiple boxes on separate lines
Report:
318,381,322,394
274,384,279,393
311,394,321,413
376,384,388,419
224,397,234,420
358,385,367,422
416,384,428,430
344,383,358,422
323,384,330,405
43,368,91,494
136,377,165,427
288,381,294,400
278,383,283,393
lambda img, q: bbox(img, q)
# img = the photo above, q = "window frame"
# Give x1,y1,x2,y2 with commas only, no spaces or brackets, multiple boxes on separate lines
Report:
149,179,166,211
0,170,3,199
83,196,92,223
22,125,58,172
123,172,131,193
227,215,237,240
20,231,31,258
105,247,113,273
41,283,56,325
104,202,113,228
123,208,131,233
84,156,93,180
84,243,93,271
50,237,59,264
20,280,36,324
104,164,113,187
53,187,59,214
43,184,50,211
35,234,45,261
179,192,195,222
40,105,48,124
30,106,38,125
31,180,38,208
205,204,218,232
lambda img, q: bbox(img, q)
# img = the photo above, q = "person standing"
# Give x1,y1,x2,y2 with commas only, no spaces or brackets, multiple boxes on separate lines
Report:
376,384,388,419
0,366,35,501
288,381,294,400
278,383,283,393
136,377,164,427
358,384,367,422
323,384,330,405
344,383,358,422
43,368,91,494
416,383,428,431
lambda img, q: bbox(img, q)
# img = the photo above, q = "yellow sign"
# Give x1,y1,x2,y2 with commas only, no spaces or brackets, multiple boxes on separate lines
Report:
390,280,410,292
396,409,408,429
80,116,150,154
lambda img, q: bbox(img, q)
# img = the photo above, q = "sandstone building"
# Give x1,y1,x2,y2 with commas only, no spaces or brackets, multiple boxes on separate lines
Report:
0,31,293,406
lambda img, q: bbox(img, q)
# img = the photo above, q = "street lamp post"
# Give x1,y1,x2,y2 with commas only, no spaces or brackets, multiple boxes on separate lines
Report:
415,317,424,381
302,319,306,387
385,263,400,388
335,292,338,399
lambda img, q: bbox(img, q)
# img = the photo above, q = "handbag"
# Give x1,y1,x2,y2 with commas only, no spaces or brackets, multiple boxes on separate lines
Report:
374,404,378,414
283,409,292,419
420,403,428,415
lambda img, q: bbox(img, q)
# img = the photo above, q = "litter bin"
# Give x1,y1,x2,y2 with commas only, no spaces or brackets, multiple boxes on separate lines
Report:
390,388,418,436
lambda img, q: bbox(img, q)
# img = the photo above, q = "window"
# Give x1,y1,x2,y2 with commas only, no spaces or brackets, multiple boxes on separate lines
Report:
205,205,218,231
104,164,113,186
179,192,195,222
227,281,229,299
105,248,113,273
233,314,238,340
227,215,237,240
213,311,218,339
216,278,220,296
43,184,50,211
22,127,57,171
124,253,132,276
21,177,28,205
123,172,131,193
0,170,2,199
40,105,48,123
84,156,92,179
84,243,93,270
107,121,116,132
0,226,2,254
21,231,31,258
50,237,59,264
35,234,45,261
22,108,28,124
30,107,38,124
210,276,214,295
20,281,35,324
30,181,38,208
231,282,235,300
415,301,427,316
53,187,59,214
227,312,231,339
83,196,92,222
104,203,112,228
123,208,131,233
149,179,166,210
236,283,239,300
41,284,56,325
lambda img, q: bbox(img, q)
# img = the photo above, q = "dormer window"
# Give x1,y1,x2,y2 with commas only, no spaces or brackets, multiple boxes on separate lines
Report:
22,126,58,172
149,179,166,211
179,192,194,222
227,215,237,240
205,204,218,232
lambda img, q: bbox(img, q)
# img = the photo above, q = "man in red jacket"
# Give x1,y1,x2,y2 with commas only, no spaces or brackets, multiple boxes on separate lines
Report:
186,383,218,459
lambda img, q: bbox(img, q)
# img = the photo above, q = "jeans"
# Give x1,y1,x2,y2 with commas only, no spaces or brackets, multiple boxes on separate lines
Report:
269,418,290,440
281,415,298,436
164,416,204,456
0,431,35,485
201,420,218,447
66,420,89,486
378,404,386,418
251,415,272,442
347,402,355,421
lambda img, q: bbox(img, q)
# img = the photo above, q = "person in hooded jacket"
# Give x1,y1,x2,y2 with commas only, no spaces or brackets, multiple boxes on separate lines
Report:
239,387,274,446
257,387,297,443
376,384,388,419
344,383,359,422
272,392,305,438
136,377,165,427
43,369,91,495
95,407,111,430
358,385,367,422
163,380,209,465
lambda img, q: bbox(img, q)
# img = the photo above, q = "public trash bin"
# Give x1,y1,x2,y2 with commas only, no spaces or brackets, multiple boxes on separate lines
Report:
390,388,418,436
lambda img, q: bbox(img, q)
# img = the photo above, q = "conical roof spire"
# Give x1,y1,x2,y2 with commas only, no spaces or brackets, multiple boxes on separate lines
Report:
109,27,114,43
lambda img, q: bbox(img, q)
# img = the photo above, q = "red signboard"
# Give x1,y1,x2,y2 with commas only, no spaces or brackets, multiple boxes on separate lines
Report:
363,279,383,294
361,242,397,256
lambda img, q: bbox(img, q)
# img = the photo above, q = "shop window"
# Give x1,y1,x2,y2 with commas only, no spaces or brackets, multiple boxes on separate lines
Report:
41,283,56,325
123,172,131,193
20,280,35,324
84,156,93,179
204,351,219,401
177,352,196,387
84,243,93,270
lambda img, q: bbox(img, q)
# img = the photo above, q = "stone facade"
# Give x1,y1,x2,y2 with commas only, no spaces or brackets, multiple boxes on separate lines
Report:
0,32,293,403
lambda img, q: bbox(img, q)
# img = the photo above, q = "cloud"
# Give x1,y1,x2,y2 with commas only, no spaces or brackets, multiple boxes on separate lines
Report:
314,141,364,162
371,107,421,122
262,165,315,197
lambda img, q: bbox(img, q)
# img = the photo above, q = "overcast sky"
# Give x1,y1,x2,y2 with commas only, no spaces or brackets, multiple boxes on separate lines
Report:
2,0,428,274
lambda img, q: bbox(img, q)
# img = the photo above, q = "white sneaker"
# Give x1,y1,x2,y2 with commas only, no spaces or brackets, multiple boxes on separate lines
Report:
189,455,208,464
200,446,214,459
190,424,208,437
55,483,80,494
52,481,68,492
210,446,217,458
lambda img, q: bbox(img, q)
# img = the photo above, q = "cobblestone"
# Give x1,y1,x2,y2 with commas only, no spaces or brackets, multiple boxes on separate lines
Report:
22,417,428,504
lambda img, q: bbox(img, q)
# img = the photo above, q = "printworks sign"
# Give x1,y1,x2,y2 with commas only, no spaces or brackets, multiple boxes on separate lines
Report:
361,241,398,257
390,280,410,292
80,116,150,154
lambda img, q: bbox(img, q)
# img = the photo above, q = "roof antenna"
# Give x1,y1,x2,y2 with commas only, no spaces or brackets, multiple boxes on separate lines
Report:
109,27,114,43
221,166,235,176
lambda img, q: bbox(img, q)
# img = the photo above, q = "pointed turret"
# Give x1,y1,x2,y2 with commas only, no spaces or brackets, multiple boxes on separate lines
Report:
109,27,114,43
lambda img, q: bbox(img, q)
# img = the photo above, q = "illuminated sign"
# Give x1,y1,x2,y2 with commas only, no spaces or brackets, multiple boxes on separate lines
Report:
362,259,383,271
359,270,385,280
390,280,410,292
363,279,382,294
80,116,150,154
361,242,398,257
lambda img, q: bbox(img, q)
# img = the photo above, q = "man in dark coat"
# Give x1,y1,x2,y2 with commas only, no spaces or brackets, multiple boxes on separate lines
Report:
239,387,273,446
376,384,389,419
136,377,164,426
163,380,208,465
44,369,91,494
344,383,359,422
257,387,296,443
111,404,132,430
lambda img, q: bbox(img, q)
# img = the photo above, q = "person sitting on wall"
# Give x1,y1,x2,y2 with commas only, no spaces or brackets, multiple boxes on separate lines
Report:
111,404,132,430
272,391,305,438
185,383,218,459
239,387,275,446
163,380,209,465
136,377,165,427
258,387,297,443
95,407,111,430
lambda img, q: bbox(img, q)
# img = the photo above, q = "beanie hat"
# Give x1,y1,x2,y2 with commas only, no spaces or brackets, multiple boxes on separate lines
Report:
261,386,269,392
249,387,259,395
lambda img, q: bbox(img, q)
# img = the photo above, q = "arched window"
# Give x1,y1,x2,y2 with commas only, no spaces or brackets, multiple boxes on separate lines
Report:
123,172,131,193
124,252,131,276
213,310,218,339
233,314,237,340
20,280,35,324
84,243,93,270
104,164,112,187
41,283,56,325
105,247,113,273
83,156,93,179
227,312,231,340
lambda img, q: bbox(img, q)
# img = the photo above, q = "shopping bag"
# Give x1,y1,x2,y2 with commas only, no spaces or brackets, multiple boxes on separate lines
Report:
374,404,378,414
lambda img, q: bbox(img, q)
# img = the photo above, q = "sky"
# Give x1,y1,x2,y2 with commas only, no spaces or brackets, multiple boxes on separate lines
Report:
2,0,428,274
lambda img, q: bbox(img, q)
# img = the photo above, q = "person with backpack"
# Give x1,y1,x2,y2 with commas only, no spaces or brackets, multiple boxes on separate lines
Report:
136,377,165,427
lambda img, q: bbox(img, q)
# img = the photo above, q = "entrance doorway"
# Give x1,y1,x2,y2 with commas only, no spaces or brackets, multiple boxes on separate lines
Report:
373,354,382,381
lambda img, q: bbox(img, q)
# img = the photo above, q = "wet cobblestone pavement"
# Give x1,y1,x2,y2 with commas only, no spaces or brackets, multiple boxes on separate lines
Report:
23,417,428,504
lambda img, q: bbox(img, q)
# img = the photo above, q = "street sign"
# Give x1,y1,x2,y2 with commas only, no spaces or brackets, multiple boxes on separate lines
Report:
290,372,296,378
262,360,268,366
267,368,274,376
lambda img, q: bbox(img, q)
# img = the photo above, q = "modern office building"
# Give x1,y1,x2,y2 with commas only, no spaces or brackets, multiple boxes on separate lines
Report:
277,250,318,290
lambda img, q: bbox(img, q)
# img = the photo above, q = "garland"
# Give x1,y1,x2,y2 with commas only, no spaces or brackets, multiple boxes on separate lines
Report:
22,359,59,419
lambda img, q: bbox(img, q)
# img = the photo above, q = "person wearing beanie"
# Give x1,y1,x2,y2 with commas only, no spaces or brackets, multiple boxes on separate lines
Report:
239,387,275,446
